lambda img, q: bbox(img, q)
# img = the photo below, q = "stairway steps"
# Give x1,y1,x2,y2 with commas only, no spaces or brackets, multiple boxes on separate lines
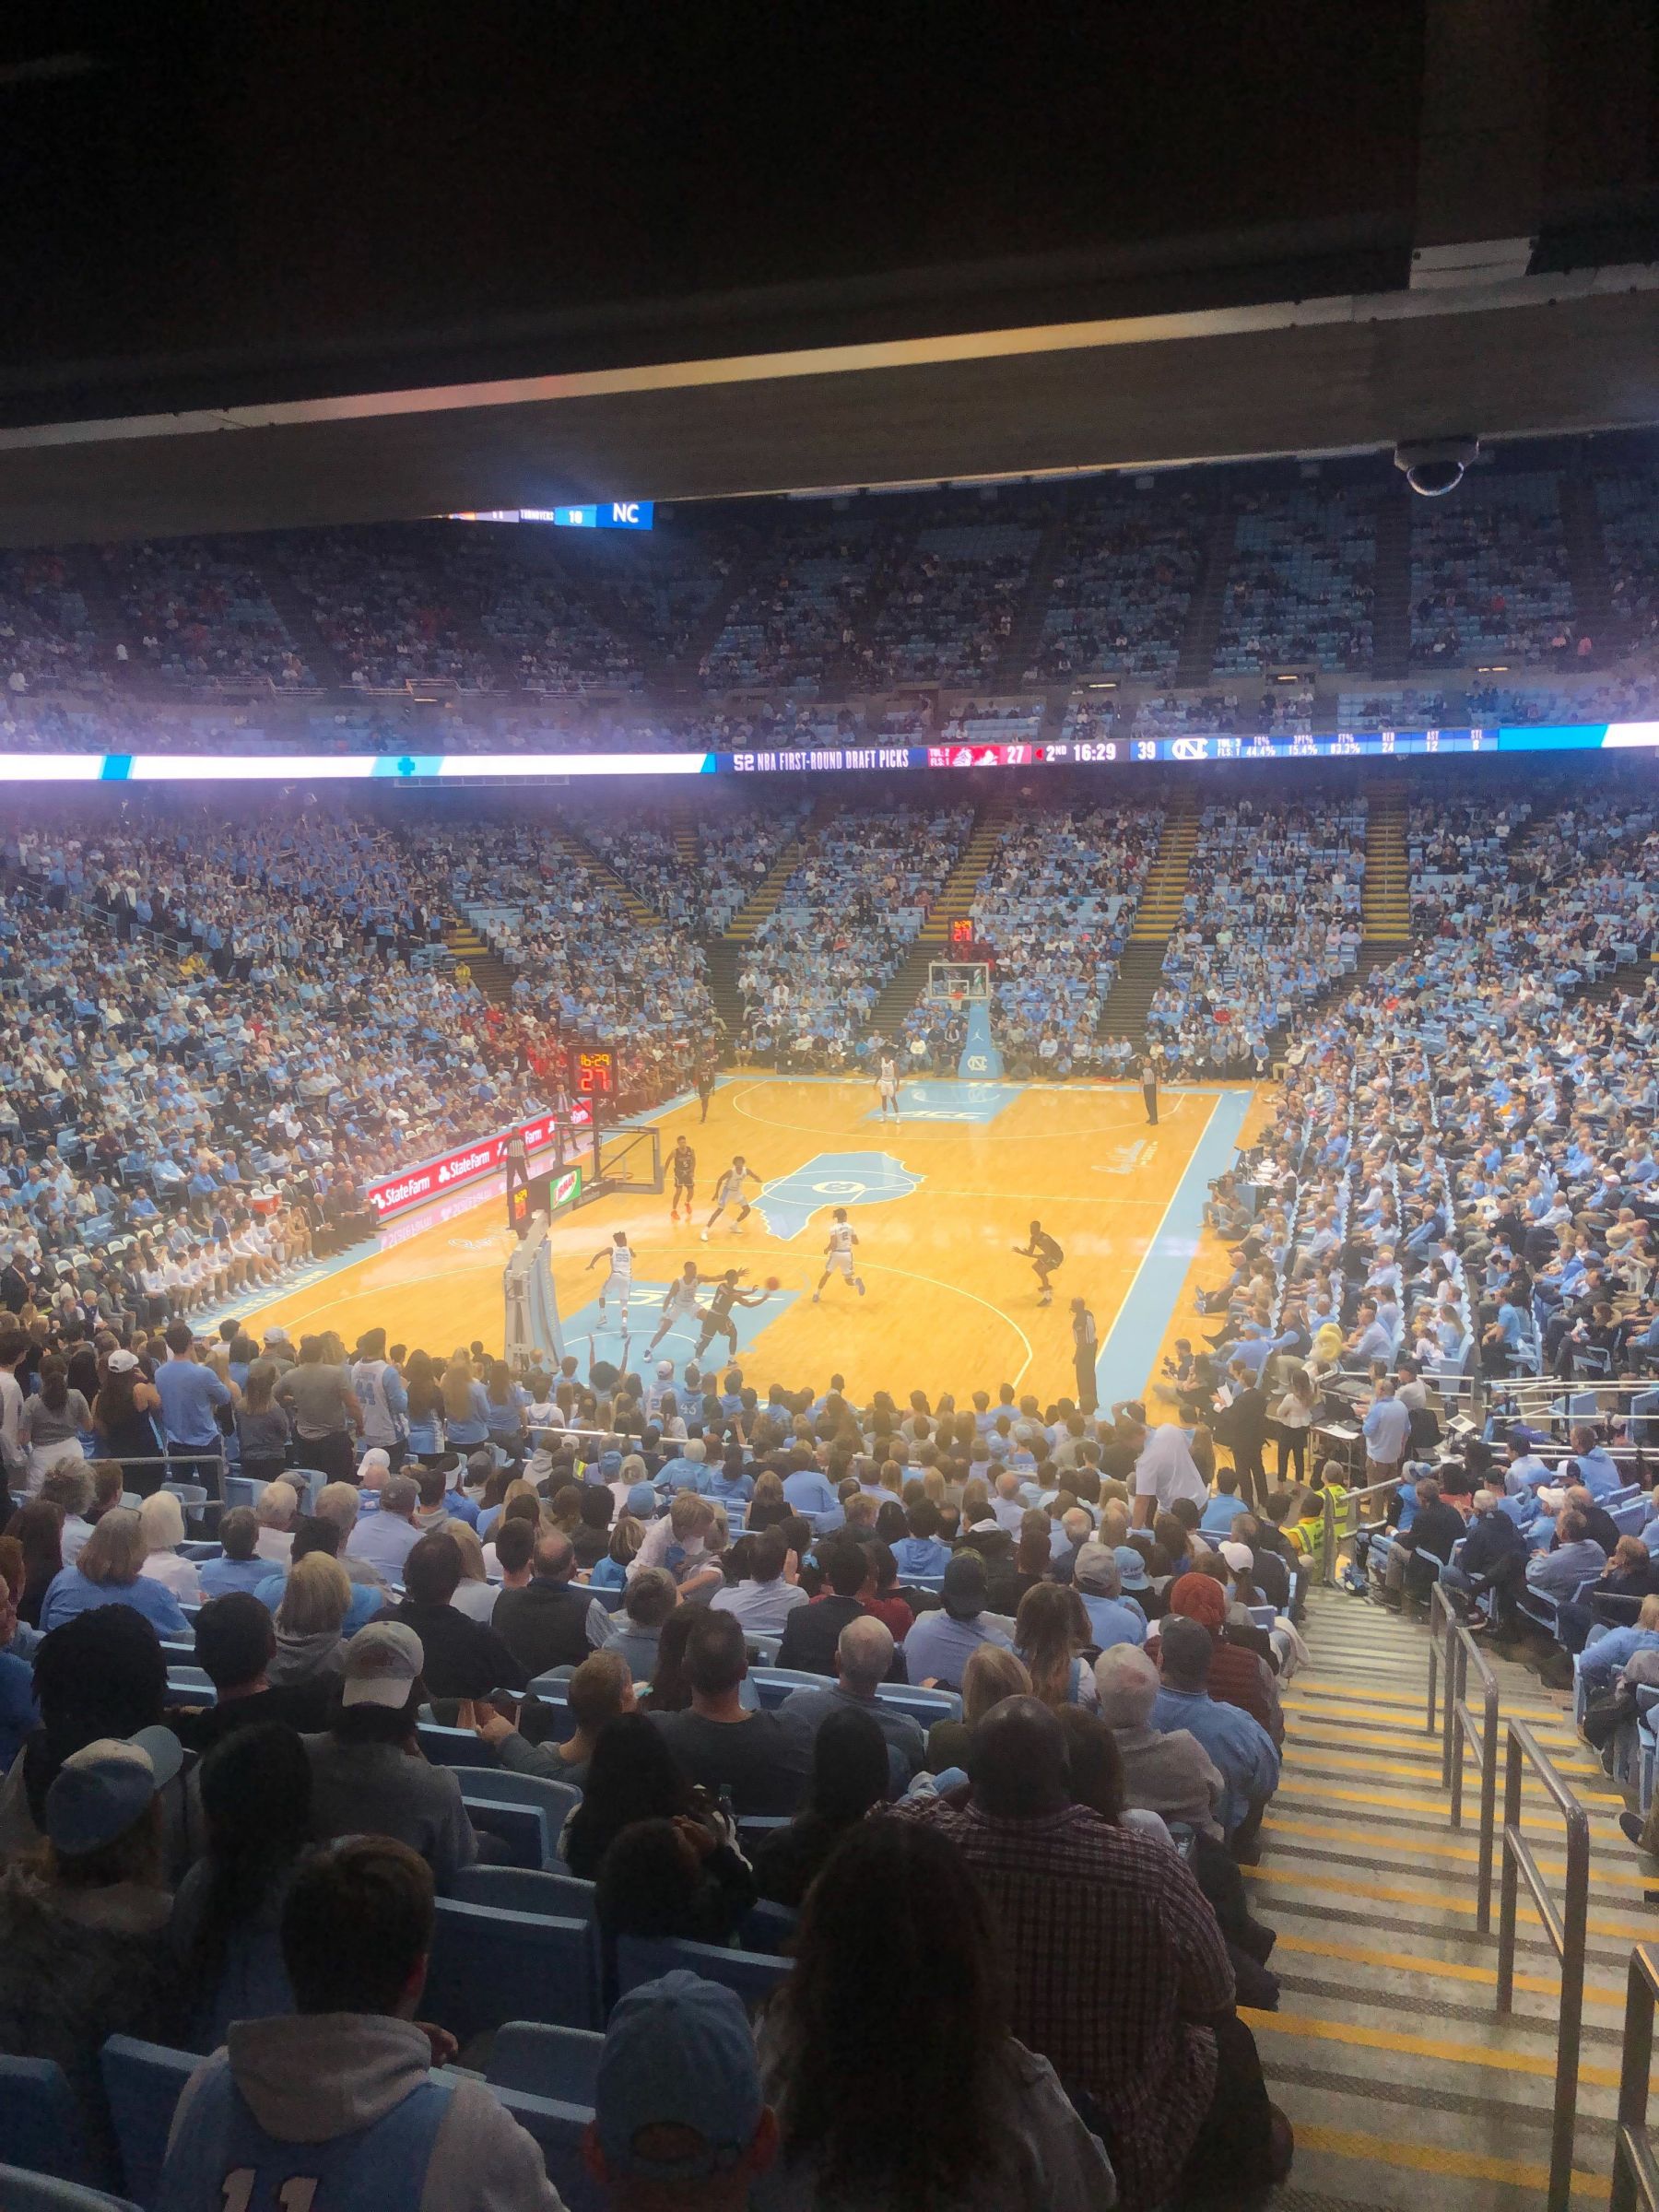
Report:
443,922,513,1004
723,800,837,941
1360,782,1413,944
542,824,662,930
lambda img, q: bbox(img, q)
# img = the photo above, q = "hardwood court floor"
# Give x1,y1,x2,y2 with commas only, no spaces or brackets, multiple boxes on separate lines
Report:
248,1077,1249,1406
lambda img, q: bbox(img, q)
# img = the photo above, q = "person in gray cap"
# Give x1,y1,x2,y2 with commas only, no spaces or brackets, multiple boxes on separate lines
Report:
0,1730,177,2174
1094,1642,1224,1838
1072,1542,1148,1652
900,1551,1014,1690
587,1969,778,2206
346,1471,422,1580
300,1623,477,1888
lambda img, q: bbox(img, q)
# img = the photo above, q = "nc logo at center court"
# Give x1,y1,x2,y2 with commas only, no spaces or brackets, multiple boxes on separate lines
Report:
754,1152,922,1240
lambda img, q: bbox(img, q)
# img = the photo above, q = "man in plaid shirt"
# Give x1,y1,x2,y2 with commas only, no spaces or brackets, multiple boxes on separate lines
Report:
893,1698,1288,2209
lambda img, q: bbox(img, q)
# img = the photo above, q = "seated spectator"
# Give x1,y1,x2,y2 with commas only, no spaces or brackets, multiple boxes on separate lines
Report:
40,1505,189,1636
170,1722,312,2051
471,1647,635,1791
777,1614,926,1783
758,1818,1119,2207
562,1711,701,1882
254,1481,300,1567
1071,1542,1148,1651
8,1498,65,1629
0,1729,178,2181
753,1702,890,1908
269,1553,355,1692
388,1531,527,1701
595,1811,757,1948
137,1488,204,1606
597,1563,680,1681
0,1564,38,1771
893,1499,952,1581
589,1971,780,2204
1160,1571,1283,1743
894,1694,1288,2205
710,1526,807,1635
649,1608,810,1816
1095,1642,1225,1840
41,1464,96,1566
1151,1616,1281,1856
197,1505,270,1597
775,1535,885,1677
171,1591,335,1751
901,1552,1014,1689
256,1514,386,1637
494,1528,604,1677
301,1624,477,1888
1374,1475,1467,1612
345,1471,421,1580
1524,1505,1608,1601
156,1836,560,2209
924,1642,1033,1777
1016,1583,1101,1710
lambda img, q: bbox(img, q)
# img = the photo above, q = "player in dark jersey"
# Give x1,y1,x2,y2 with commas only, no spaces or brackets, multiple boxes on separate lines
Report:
1013,1218,1065,1306
693,1268,769,1359
696,1062,716,1122
669,1135,696,1222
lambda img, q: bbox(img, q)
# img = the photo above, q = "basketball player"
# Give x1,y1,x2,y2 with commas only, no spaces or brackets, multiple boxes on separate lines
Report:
812,1206,866,1302
586,1230,634,1328
1013,1218,1065,1306
875,1052,901,1122
702,1155,759,1240
648,1259,706,1355
669,1135,696,1222
693,1268,769,1360
696,1061,716,1123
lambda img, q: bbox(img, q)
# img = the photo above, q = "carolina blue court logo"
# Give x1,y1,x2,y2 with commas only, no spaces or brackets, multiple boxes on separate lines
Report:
754,1152,923,1239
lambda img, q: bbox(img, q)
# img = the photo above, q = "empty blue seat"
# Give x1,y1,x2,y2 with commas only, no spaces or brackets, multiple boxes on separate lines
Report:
747,1667,828,1710
0,2056,90,2184
614,1936,789,2013
427,1901,598,2041
0,2168,142,2212
451,1865,595,1920
456,1792,558,1871
463,1768,581,1825
740,1899,799,1954
875,1683,961,1724
418,1723,500,1770
100,2036,197,2208
487,2021,605,2104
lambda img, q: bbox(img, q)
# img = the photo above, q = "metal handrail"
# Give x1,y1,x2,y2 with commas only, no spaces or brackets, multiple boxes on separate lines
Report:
1320,1471,1407,1588
1496,1717,1591,2212
1428,1584,1500,1930
1611,1946,1659,2212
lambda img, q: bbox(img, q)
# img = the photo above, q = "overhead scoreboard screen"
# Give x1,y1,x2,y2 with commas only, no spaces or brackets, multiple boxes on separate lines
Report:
4,723,1657,784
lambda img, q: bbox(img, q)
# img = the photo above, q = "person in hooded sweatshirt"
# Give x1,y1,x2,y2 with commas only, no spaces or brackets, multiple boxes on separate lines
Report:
154,1834,560,2211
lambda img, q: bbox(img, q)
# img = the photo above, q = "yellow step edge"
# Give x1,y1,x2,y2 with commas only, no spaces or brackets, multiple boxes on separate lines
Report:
1295,2125,1603,2196
1280,1746,1615,1794
1272,1930,1625,2006
1265,1811,1650,1888
1245,2006,1621,2089
1244,1864,1653,1939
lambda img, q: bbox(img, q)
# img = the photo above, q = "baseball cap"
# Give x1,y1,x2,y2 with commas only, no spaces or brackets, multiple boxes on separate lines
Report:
44,1727,182,1856
1112,1543,1151,1593
106,1348,141,1374
626,1482,658,1518
594,1971,764,2182
656,1359,674,1378
941,1551,988,1616
340,1622,424,1709
1219,1540,1255,1575
263,1326,287,1346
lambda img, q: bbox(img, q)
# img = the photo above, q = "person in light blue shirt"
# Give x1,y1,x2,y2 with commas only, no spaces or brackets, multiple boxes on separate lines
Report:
344,1477,423,1580
1151,1616,1279,1844
1524,1512,1607,1599
655,1441,707,1497
155,1323,234,1449
1072,1545,1147,1650
1576,1603,1659,1691
41,1509,189,1638
197,1509,277,1597
782,1461,844,1535
700,1446,754,1508
1564,1430,1622,1501
900,1554,1012,1689
891,1502,951,1582
1199,1473,1252,1536
1360,1381,1412,1475
1504,1436,1554,1498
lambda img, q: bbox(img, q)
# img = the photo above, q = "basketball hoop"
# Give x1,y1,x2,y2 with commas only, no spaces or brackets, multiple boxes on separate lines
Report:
948,993,964,1016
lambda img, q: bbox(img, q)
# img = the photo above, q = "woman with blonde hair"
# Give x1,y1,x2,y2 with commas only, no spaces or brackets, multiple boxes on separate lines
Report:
923,1642,1033,1776
1015,1583,1100,1712
136,1489,203,1606
441,1348,491,1450
444,1520,500,1624
269,1554,352,1688
40,1508,189,1636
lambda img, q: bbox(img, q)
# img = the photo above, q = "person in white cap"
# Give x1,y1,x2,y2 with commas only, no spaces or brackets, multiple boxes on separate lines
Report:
156,1835,559,2211
0,1728,178,2174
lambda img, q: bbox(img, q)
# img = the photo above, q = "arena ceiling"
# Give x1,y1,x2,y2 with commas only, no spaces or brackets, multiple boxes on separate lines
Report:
2,4,1657,545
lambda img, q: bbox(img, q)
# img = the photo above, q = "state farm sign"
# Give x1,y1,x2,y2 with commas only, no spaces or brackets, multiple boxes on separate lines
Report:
364,1104,592,1224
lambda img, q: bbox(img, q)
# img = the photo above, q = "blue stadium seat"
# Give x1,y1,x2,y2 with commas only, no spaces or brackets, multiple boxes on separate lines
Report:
740,1899,799,1953
456,1791,559,1871
614,1936,789,2012
99,2036,198,2208
876,1683,961,1724
583,1586,626,1614
451,1865,596,1920
418,1723,500,1769
489,2086,604,2212
462,1769,582,1824
486,2022,605,2104
0,2170,142,2212
748,1666,829,1710
426,1901,599,2041
0,2056,91,2184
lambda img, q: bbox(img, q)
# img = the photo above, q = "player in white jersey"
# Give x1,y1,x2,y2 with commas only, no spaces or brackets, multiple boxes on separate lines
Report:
647,1260,706,1355
876,1053,900,1122
812,1206,866,1302
702,1155,759,1239
585,1230,634,1327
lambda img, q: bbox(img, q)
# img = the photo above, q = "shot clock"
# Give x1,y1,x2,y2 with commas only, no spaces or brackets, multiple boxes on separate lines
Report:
569,1045,618,1099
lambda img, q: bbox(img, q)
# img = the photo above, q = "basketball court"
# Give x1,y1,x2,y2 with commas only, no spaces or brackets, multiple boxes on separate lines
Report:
244,1074,1258,1411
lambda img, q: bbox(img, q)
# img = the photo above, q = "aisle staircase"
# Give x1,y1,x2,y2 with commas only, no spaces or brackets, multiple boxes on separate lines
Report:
443,916,513,1004
721,805,829,945
543,823,662,932
1130,797,1197,945
1360,783,1413,947
1370,480,1414,680
1256,1587,1638,2207
865,803,1009,1039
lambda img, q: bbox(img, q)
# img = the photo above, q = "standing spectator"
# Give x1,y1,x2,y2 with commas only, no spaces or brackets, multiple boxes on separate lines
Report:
154,1324,236,1496
18,1352,90,1489
275,1336,359,1485
155,1836,561,2209
233,1361,292,1487
91,1347,166,1494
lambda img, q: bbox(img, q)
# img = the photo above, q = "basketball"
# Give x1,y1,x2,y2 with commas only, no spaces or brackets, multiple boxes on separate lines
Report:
763,1275,781,1291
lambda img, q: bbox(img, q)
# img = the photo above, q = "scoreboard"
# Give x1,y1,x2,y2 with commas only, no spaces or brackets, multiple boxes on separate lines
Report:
569,1045,618,1099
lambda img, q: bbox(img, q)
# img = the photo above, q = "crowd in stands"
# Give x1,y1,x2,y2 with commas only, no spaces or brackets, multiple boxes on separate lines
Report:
276,526,500,692
101,540,316,693
700,516,888,692
1409,471,1584,667
1598,464,1659,651
1147,792,1366,1076
0,1281,1304,2206
1024,487,1208,683
1214,487,1377,675
854,514,1044,687
736,806,972,1065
